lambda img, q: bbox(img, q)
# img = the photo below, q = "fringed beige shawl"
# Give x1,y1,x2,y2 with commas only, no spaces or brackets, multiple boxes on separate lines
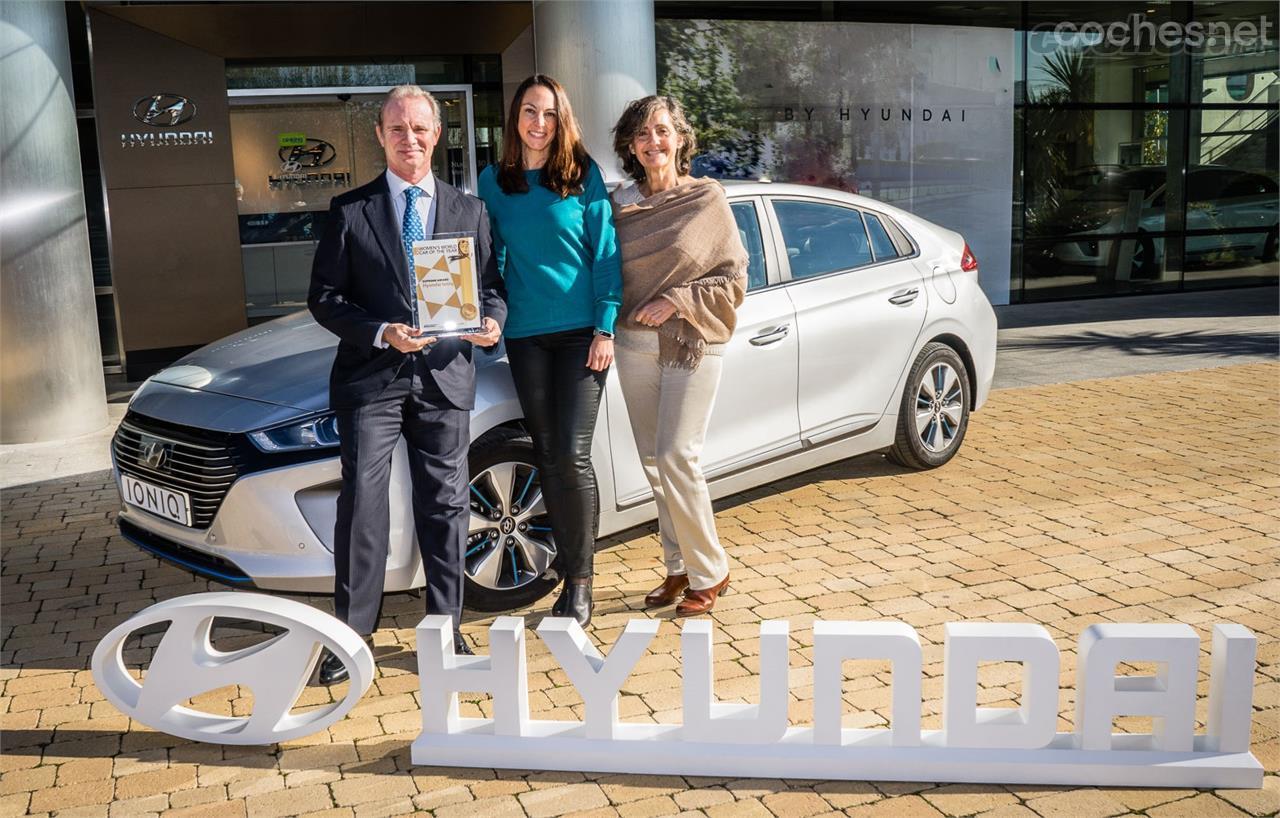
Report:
613,177,748,369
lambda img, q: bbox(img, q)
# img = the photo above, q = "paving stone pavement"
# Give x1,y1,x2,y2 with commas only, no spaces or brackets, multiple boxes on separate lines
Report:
1,362,1278,817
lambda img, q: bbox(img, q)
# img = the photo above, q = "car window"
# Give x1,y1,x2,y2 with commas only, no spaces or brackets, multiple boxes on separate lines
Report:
773,200,873,280
864,213,900,261
1222,173,1277,198
730,201,768,291
1187,170,1235,204
1081,169,1165,202
880,213,917,256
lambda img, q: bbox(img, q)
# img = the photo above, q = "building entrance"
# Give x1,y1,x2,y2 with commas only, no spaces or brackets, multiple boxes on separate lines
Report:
228,86,477,320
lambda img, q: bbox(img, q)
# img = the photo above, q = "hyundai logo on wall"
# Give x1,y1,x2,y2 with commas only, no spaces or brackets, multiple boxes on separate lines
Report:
132,94,198,127
278,139,337,169
91,593,373,745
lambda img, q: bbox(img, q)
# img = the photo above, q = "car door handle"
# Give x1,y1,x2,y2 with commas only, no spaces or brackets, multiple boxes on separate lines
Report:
888,287,919,305
749,325,790,346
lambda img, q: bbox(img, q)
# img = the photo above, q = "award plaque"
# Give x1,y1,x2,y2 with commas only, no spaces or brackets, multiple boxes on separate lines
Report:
411,233,484,336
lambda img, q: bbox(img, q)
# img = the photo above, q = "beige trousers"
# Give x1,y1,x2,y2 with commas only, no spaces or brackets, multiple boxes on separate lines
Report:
615,330,729,590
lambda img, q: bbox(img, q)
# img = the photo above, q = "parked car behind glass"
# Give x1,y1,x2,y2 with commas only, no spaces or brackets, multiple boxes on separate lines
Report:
111,183,998,612
1038,165,1279,278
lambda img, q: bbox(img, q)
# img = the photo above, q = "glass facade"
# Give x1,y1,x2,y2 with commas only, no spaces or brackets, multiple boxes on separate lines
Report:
60,3,1280,379
1016,1,1277,300
658,0,1278,302
655,16,1017,302
226,59,505,182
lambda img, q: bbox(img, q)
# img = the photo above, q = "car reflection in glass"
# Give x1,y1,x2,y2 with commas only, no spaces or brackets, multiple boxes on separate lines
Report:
1035,165,1279,279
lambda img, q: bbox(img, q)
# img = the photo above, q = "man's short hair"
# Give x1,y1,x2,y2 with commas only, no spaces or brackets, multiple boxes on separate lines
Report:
378,85,441,127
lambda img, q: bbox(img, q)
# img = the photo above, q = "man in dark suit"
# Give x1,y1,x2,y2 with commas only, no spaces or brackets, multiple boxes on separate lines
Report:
308,85,506,685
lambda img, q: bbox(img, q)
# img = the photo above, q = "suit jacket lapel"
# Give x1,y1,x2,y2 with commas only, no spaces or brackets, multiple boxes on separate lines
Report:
363,175,412,302
432,180,463,237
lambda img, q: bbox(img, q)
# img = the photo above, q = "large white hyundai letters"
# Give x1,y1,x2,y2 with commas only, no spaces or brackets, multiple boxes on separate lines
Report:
94,594,1261,788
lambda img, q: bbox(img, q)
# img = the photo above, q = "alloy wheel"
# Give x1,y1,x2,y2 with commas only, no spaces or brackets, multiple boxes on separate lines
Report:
914,362,964,453
465,461,556,591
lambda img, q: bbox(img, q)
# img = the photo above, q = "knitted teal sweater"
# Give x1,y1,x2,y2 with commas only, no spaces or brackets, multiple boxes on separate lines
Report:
478,161,622,339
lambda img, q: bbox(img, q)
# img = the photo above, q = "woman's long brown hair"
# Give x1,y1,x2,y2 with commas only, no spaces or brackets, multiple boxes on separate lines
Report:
497,74,589,198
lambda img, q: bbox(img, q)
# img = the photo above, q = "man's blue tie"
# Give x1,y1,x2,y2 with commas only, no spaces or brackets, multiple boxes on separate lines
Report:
402,186,425,328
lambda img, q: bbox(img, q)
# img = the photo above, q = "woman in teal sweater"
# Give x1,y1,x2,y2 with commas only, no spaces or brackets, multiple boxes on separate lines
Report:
477,74,622,627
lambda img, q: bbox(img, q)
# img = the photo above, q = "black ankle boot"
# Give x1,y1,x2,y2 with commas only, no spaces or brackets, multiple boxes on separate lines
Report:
563,576,592,627
315,635,374,686
551,581,570,617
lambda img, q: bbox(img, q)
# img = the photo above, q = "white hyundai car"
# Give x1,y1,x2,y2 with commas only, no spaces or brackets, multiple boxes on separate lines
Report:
111,183,997,612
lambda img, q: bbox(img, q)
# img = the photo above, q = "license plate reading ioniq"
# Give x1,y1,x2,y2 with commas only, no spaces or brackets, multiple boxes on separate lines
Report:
121,475,192,526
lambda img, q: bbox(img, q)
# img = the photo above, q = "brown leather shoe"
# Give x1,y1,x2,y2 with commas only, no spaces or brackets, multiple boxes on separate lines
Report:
644,573,690,608
675,574,730,617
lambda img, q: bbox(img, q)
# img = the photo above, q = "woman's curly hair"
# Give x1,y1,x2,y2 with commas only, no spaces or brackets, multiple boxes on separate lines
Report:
612,95,698,183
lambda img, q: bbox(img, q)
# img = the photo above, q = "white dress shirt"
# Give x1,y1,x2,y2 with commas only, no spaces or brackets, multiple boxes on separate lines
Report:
374,169,438,348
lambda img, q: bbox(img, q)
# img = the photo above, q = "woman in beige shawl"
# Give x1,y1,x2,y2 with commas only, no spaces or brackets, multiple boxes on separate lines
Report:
610,96,748,616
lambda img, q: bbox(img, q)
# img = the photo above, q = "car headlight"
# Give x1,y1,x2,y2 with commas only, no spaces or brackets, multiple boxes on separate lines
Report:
249,414,340,452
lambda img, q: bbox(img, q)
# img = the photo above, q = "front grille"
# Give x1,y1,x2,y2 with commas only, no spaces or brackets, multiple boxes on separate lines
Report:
113,415,242,529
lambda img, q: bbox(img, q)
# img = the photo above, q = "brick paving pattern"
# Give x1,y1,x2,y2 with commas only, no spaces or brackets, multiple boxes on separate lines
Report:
2,362,1277,817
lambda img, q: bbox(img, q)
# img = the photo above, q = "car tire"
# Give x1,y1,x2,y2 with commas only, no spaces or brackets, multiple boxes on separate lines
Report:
1263,227,1278,262
886,343,971,470
462,428,560,612
1131,233,1158,279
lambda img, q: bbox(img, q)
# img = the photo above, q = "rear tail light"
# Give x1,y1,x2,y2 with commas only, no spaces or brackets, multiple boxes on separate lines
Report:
960,242,979,273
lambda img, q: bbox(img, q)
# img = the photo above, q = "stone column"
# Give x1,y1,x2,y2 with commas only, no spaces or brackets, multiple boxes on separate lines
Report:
1,2,107,443
533,0,657,181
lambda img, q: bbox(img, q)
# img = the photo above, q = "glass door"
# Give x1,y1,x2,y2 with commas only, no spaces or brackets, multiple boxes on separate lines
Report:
228,86,477,320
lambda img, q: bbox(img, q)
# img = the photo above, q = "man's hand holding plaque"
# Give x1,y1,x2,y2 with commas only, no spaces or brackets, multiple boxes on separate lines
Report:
460,317,501,348
381,323,436,353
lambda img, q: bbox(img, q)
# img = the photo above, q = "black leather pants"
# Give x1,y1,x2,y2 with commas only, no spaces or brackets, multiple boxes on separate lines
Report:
506,327,606,579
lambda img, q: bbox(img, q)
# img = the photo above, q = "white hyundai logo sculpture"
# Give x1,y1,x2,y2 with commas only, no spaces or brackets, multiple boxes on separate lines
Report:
91,593,372,745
